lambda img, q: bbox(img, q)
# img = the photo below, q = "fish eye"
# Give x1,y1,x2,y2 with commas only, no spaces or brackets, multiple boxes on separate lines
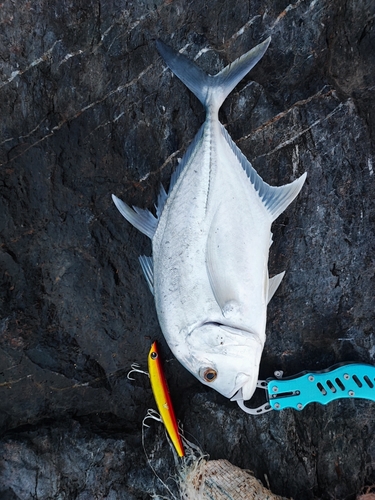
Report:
150,352,158,360
200,368,217,382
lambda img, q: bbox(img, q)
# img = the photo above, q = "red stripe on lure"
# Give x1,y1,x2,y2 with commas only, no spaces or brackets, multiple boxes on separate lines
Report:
148,341,185,457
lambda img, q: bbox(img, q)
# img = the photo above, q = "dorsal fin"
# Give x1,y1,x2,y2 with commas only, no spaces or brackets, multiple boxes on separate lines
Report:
220,124,307,221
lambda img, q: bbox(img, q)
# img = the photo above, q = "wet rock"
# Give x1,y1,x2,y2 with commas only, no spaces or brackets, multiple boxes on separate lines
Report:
0,420,169,500
0,0,374,498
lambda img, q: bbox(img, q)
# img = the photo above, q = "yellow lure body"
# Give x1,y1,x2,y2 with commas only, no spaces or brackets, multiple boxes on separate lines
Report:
148,341,185,457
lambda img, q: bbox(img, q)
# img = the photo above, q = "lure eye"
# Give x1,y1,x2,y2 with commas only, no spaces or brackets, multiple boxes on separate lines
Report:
150,352,158,360
201,368,217,382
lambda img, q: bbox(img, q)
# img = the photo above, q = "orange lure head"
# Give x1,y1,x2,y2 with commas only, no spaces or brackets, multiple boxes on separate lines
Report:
148,341,185,457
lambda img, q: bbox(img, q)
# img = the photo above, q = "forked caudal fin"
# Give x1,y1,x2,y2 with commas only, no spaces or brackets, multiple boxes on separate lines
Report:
156,37,271,115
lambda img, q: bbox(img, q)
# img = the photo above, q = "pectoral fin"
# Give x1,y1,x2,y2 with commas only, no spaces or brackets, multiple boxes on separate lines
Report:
112,194,157,239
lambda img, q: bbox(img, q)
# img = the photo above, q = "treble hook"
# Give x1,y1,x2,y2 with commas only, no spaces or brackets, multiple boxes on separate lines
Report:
127,363,149,380
142,408,162,428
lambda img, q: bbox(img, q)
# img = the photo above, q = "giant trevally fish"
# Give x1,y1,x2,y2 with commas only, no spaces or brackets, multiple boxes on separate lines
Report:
112,37,306,409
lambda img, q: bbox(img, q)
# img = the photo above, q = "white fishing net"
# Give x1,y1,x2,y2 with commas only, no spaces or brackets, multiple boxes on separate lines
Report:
178,455,290,500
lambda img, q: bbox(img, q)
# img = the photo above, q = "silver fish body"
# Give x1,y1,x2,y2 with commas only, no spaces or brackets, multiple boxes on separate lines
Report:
113,38,306,407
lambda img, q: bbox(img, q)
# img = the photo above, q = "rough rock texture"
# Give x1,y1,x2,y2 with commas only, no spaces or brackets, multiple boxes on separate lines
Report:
0,0,374,498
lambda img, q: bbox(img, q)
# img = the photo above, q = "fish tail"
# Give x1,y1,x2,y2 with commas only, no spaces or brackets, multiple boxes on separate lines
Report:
156,37,271,115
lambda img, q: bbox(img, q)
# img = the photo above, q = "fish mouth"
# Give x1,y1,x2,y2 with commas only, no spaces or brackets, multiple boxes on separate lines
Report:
230,388,243,401
230,387,254,411
226,372,253,400
230,374,259,402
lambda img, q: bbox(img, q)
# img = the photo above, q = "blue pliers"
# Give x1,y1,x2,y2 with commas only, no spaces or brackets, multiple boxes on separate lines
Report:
234,363,375,414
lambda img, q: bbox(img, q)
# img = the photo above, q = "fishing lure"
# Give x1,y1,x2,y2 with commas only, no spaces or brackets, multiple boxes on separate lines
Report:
148,341,185,457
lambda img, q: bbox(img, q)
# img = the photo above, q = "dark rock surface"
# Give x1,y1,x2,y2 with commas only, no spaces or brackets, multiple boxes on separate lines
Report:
0,0,374,498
